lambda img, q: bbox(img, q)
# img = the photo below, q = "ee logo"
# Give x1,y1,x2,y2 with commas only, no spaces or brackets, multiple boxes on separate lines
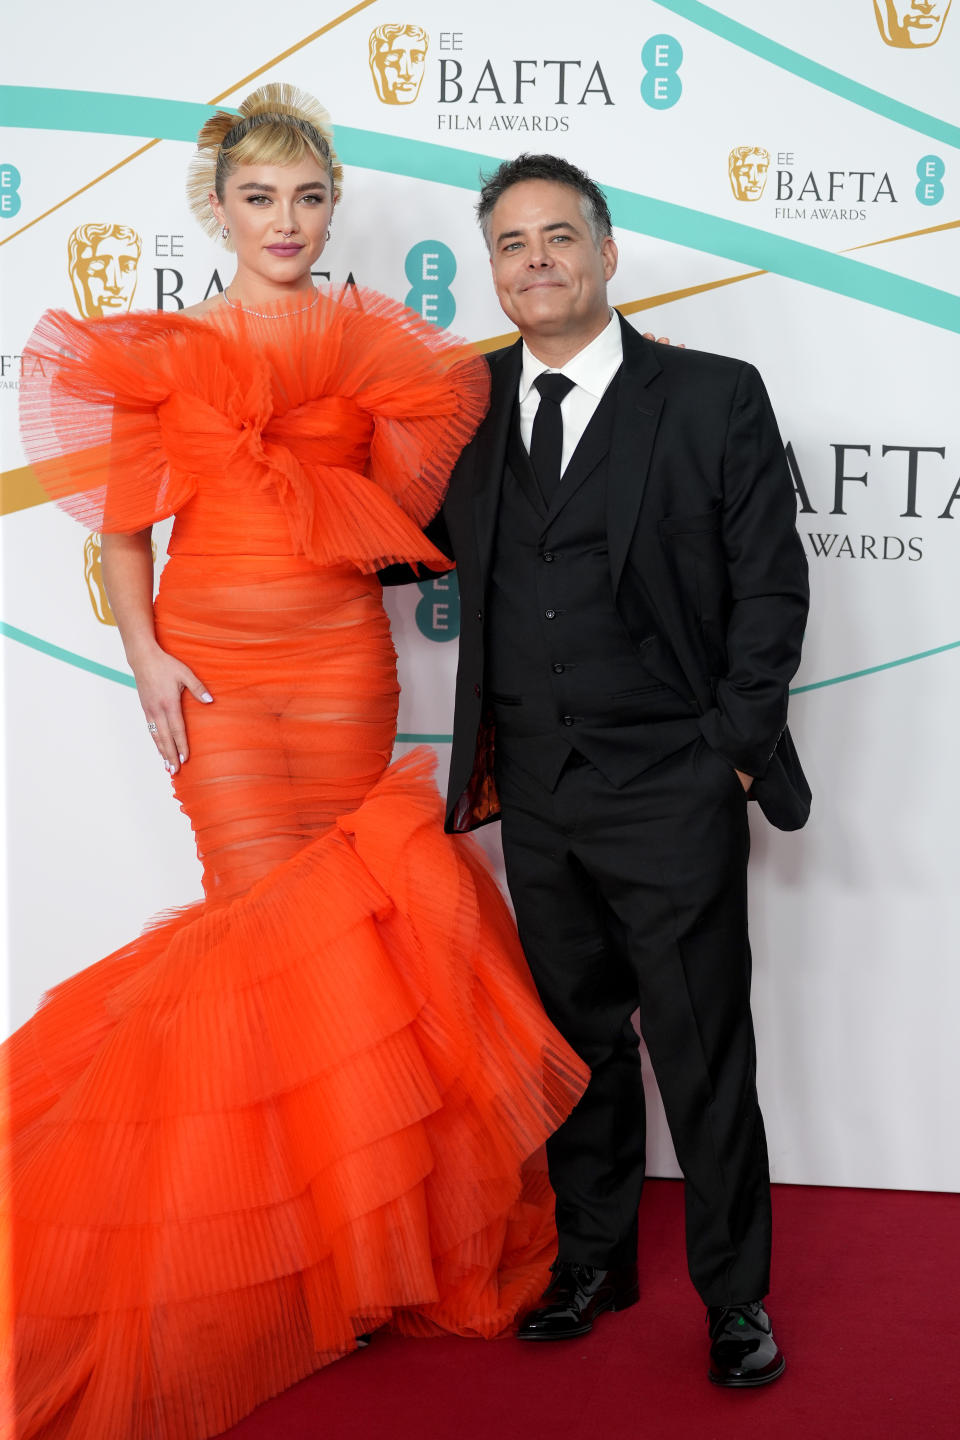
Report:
641,35,682,110
1,164,22,219
405,239,456,328
916,155,945,206
415,573,460,642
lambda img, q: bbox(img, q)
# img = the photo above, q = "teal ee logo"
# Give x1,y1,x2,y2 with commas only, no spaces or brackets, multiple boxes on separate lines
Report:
1,164,22,219
916,155,944,206
641,35,682,110
405,240,456,328
415,573,459,641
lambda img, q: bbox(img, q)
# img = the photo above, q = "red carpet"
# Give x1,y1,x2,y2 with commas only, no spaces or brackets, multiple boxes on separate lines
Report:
223,1180,960,1440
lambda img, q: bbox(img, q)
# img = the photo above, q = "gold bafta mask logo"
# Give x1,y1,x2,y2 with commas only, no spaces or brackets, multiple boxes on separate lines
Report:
84,532,156,626
728,146,771,202
874,0,952,46
368,23,429,104
68,222,142,318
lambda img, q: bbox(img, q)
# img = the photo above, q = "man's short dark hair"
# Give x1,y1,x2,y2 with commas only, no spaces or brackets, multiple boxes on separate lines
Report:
476,153,613,250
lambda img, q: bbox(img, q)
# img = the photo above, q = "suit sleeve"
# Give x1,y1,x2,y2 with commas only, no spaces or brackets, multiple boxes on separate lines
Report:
696,363,808,778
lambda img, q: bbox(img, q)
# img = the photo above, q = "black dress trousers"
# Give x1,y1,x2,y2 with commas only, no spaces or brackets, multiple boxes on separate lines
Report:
494,735,772,1307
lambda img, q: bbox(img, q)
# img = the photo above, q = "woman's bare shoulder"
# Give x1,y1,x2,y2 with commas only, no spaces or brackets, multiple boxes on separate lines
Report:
181,294,227,319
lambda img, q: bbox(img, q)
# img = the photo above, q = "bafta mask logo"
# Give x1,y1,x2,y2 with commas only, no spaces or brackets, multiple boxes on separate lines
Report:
368,23,429,105
874,0,952,47
728,145,771,202
68,222,141,318
84,532,156,626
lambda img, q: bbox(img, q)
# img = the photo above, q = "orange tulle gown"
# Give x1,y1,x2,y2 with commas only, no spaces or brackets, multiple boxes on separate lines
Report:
5,290,588,1440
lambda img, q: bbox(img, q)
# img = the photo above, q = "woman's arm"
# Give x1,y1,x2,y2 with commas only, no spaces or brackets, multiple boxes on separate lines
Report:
101,529,213,776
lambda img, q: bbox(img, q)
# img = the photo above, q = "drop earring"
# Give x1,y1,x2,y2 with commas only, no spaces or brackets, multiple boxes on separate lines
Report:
221,225,230,239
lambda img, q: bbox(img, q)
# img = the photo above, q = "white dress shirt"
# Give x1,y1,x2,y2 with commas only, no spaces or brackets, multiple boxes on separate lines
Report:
518,310,624,478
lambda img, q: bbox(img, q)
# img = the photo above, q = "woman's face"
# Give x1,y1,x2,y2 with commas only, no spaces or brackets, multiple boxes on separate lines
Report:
210,157,335,292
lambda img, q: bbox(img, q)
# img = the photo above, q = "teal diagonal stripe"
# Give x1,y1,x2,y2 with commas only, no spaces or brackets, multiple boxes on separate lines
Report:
3,621,956,701
790,640,960,694
2,90,959,333
0,621,136,687
650,0,960,149
603,186,960,334
0,86,236,141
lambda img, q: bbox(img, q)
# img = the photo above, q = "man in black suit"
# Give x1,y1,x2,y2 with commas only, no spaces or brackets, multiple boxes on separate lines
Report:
389,154,809,1385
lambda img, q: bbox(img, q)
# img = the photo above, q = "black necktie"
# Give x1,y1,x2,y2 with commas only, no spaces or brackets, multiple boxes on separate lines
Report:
530,373,575,501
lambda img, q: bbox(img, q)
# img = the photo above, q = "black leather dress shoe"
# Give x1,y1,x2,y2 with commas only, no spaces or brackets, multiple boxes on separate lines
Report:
517,1261,639,1340
707,1301,785,1387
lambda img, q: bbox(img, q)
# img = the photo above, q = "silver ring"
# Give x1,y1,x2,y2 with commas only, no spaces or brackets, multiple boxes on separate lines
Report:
147,721,159,734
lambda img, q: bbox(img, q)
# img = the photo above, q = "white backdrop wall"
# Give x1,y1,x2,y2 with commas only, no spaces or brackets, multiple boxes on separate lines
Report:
1,0,958,1190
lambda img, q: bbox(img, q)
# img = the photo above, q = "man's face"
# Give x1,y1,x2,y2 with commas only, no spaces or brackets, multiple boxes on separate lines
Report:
730,149,770,201
488,180,618,356
73,233,139,316
372,31,427,103
874,0,952,47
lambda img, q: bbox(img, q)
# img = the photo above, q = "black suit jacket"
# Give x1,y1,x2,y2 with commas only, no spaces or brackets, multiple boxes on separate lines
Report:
388,314,811,834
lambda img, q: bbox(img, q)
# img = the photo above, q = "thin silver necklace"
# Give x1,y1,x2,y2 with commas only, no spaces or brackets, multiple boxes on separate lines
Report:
221,285,320,319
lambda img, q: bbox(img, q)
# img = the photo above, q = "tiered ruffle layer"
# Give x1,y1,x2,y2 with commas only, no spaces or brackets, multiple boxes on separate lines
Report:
3,754,586,1439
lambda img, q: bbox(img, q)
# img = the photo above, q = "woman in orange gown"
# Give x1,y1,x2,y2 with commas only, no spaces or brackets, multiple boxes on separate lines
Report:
5,85,587,1440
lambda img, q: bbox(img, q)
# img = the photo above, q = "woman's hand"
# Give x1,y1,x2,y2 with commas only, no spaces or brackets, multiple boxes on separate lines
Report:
642,332,685,348
130,643,213,776
99,529,212,778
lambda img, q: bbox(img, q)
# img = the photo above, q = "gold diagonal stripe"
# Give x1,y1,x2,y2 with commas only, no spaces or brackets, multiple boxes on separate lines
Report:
0,139,162,250
0,466,47,517
842,216,960,253
0,0,380,249
207,0,380,103
617,269,769,315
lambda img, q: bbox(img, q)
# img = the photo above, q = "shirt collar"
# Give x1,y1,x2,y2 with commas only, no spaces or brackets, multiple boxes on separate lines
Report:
519,309,623,403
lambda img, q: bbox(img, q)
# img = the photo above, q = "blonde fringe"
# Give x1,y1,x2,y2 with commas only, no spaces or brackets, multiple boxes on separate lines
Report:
186,83,343,246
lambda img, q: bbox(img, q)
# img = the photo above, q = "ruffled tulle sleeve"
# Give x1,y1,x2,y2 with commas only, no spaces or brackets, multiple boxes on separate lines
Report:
331,289,490,526
18,292,490,571
19,310,203,532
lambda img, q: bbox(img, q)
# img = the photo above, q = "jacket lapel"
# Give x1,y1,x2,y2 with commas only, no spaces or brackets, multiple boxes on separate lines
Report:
607,315,664,595
472,341,522,585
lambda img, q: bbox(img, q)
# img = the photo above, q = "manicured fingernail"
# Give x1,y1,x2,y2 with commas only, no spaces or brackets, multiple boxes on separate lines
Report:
179,753,186,763
201,692,213,703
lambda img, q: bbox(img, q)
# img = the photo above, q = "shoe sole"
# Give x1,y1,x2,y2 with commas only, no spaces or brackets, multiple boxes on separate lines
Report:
708,1355,786,1388
516,1288,640,1341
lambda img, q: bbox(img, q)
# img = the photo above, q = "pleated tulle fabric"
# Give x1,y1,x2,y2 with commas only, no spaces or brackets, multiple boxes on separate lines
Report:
4,293,589,1439
19,287,491,572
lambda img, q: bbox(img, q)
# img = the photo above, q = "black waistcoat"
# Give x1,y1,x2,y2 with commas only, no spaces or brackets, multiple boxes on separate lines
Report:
486,376,698,789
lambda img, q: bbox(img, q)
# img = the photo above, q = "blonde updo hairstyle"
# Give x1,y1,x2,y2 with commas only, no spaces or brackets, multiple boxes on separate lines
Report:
187,82,342,249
